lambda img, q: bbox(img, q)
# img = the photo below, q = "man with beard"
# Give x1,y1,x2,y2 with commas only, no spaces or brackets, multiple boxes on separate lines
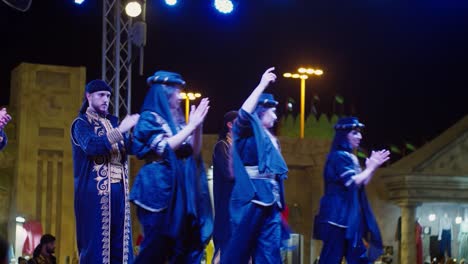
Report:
71,80,139,264
27,234,56,264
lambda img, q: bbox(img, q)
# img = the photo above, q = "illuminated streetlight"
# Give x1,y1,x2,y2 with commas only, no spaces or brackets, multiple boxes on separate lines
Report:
180,92,202,123
283,67,324,139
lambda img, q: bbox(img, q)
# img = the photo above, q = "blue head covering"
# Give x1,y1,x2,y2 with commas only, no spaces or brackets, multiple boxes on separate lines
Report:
257,93,278,108
331,117,365,152
79,80,113,113
141,71,186,135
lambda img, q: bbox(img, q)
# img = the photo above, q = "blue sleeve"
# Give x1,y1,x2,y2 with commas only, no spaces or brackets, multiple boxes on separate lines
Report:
332,151,358,188
132,111,170,159
232,109,253,139
0,129,7,151
71,119,114,156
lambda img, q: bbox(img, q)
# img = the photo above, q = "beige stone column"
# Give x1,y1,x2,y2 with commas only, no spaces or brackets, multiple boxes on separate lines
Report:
399,201,419,264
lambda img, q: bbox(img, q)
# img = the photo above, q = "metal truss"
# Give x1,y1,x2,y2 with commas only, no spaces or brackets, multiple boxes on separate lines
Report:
101,0,132,119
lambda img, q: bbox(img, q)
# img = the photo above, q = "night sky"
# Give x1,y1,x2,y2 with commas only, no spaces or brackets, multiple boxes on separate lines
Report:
1,0,468,155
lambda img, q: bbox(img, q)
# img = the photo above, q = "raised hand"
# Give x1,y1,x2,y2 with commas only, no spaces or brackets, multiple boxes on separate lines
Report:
188,98,210,128
118,114,140,133
259,67,277,88
365,149,391,170
0,108,12,129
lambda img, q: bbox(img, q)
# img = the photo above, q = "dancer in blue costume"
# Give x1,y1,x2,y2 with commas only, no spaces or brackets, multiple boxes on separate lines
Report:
130,71,213,263
314,117,390,264
0,107,11,151
71,80,139,264
220,67,289,264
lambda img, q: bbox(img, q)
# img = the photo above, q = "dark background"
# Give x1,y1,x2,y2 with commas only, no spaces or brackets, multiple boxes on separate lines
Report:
1,0,467,154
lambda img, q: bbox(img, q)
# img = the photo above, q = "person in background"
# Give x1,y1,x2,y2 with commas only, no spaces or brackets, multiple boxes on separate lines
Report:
212,110,237,258
27,234,56,264
0,108,12,151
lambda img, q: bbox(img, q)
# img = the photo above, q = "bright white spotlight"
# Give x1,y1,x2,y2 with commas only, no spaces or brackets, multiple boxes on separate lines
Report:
74,0,85,4
214,0,234,14
125,1,142,17
16,216,26,223
165,0,177,6
428,213,436,222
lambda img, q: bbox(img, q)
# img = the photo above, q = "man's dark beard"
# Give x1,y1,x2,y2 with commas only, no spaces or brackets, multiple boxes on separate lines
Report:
46,246,55,255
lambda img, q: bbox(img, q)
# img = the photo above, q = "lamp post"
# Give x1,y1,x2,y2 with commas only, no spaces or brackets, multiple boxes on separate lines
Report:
180,92,201,123
283,67,323,139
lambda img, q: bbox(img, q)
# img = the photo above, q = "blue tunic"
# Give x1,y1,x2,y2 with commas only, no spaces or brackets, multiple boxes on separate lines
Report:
0,129,7,151
71,109,133,264
221,109,288,264
212,137,235,253
314,150,382,262
130,110,213,263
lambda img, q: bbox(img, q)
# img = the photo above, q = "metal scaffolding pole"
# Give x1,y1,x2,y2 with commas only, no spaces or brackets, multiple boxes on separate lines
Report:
102,0,132,119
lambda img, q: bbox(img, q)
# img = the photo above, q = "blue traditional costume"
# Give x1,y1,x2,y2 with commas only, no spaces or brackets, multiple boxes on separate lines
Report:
71,80,133,264
221,94,288,264
130,71,213,263
212,111,237,255
0,129,7,151
314,117,383,264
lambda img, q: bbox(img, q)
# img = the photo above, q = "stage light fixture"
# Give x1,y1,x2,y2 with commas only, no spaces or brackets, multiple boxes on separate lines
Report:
214,0,233,14
125,1,142,17
165,0,177,6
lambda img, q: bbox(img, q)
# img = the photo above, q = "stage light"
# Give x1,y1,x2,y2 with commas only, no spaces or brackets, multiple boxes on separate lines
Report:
125,1,142,17
165,0,177,6
74,0,85,4
214,0,233,14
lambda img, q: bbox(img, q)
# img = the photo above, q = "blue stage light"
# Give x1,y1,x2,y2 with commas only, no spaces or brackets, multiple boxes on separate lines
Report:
165,0,177,6
214,0,233,14
74,0,85,4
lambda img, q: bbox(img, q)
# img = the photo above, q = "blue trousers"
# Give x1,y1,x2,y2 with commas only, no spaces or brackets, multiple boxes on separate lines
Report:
440,229,452,257
319,224,369,264
133,207,204,264
221,203,281,264
110,182,131,264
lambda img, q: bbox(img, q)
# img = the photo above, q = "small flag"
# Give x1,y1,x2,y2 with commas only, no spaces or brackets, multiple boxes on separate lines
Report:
390,145,401,154
335,95,344,104
405,142,416,151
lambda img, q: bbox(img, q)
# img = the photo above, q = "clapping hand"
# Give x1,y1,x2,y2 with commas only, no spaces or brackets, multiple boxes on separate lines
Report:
118,114,140,133
365,149,391,170
188,98,210,128
0,108,12,130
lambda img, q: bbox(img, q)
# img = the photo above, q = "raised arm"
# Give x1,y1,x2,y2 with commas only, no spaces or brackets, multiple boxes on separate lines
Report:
241,67,277,113
167,97,209,153
355,150,390,185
